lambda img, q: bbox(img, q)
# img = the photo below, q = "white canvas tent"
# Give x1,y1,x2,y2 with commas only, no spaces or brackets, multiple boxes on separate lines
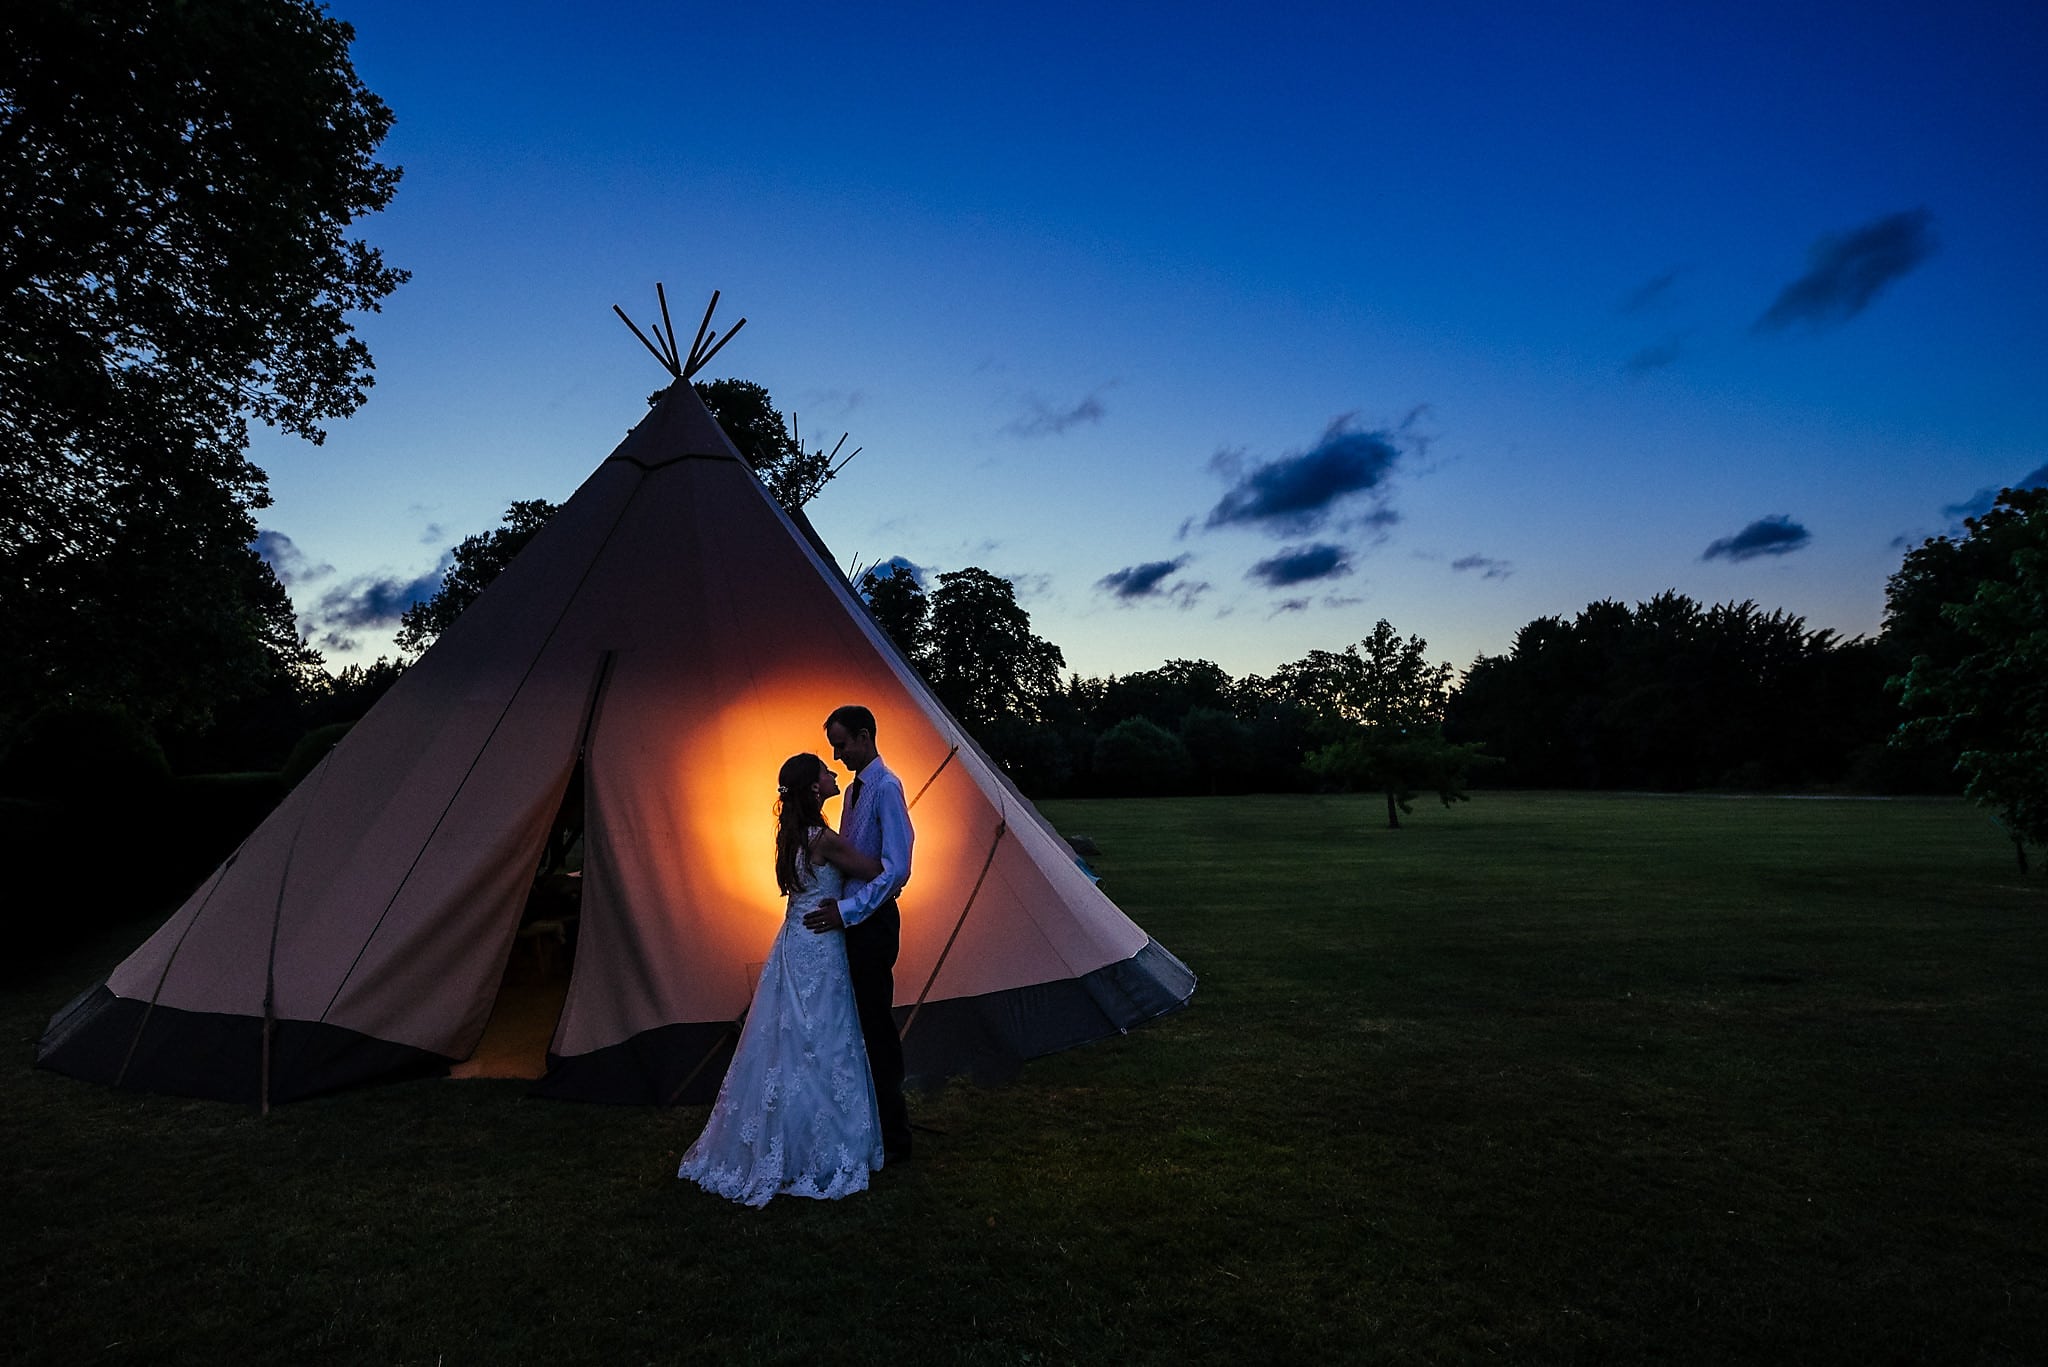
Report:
39,318,1193,1106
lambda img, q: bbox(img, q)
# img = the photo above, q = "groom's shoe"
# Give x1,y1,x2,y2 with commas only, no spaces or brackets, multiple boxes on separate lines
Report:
885,1142,913,1164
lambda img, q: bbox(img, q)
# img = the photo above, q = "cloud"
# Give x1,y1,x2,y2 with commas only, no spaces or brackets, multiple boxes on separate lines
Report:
863,554,927,588
1451,554,1513,580
1942,463,2048,521
310,555,451,649
251,529,332,586
799,387,866,419
1097,555,1191,600
1268,598,1311,617
1006,571,1054,602
1702,515,1812,562
1754,208,1937,332
1247,543,1353,588
1005,385,1111,438
1619,269,1680,313
1623,337,1685,374
1204,419,1402,536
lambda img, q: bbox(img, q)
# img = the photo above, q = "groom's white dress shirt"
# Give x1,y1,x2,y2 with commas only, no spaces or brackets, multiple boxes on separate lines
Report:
836,753,913,927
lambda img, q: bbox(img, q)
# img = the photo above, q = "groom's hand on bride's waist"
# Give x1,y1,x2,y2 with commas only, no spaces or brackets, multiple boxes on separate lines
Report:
803,899,844,934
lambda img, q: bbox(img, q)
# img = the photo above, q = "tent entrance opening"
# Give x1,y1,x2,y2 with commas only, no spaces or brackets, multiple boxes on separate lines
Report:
450,762,586,1080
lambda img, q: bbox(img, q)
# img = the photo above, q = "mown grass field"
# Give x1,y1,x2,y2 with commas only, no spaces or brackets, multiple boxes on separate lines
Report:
6,792,2044,1364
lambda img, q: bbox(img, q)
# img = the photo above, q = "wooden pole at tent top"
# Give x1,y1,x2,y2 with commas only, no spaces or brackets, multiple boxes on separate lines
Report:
612,287,746,381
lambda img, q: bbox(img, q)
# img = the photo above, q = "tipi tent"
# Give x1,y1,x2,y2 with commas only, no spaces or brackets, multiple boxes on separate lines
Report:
38,302,1194,1106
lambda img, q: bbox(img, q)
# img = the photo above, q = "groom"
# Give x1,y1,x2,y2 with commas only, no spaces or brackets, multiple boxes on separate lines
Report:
802,703,915,1162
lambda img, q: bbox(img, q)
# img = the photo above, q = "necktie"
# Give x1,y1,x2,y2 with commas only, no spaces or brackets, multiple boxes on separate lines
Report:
844,776,863,822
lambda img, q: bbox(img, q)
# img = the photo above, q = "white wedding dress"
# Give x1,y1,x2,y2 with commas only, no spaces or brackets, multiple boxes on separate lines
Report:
678,836,884,1205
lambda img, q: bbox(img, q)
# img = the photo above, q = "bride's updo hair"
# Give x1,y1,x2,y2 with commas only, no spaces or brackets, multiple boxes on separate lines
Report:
774,752,828,895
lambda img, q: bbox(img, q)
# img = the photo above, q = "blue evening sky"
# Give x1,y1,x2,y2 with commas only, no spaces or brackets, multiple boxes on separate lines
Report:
251,0,2048,679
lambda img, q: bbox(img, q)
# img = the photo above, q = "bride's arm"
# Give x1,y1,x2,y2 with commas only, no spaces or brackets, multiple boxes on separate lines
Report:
809,828,882,881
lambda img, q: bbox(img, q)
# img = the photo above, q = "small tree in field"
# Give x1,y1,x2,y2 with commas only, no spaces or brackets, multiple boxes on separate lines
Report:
1292,620,1492,828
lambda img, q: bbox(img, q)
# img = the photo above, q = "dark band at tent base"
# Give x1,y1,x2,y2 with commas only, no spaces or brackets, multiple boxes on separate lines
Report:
38,939,1194,1106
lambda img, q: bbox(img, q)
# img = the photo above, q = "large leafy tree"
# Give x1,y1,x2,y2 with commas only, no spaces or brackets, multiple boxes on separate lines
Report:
1,0,405,733
921,567,1066,731
858,563,929,662
1891,487,2048,869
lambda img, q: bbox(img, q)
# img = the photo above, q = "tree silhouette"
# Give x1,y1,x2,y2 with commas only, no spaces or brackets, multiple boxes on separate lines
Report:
1,0,404,734
1287,621,1485,828
921,568,1066,731
1892,486,2048,868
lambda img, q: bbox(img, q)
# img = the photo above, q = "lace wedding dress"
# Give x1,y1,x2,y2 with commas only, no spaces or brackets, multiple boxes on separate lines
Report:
678,837,884,1205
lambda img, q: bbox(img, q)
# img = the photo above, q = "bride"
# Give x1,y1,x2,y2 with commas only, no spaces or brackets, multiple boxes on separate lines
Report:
678,752,887,1205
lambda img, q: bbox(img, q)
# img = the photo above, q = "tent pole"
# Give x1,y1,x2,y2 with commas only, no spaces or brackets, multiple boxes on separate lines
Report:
907,747,959,810
612,304,679,377
683,289,720,374
898,818,1007,1044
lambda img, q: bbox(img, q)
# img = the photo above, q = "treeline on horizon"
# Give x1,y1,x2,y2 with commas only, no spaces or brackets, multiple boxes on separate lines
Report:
853,577,1947,801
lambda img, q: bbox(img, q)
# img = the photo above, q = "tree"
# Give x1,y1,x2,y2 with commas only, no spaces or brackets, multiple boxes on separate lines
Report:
1092,716,1192,796
1891,487,2048,869
1288,620,1487,828
396,500,559,655
692,378,848,512
1,0,405,733
858,563,929,662
1445,592,1884,791
1100,659,1237,732
921,568,1066,731
1180,706,1254,794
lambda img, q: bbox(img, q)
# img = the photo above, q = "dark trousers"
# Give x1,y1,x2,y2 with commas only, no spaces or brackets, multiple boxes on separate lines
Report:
844,899,911,1157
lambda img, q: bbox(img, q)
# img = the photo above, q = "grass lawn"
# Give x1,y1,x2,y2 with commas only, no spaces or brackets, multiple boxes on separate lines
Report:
5,792,2044,1364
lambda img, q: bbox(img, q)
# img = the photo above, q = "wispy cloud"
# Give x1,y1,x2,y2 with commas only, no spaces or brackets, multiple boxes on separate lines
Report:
1247,543,1353,588
799,387,867,420
1623,337,1685,374
1005,385,1111,438
1943,463,2048,521
1098,555,1191,600
1619,269,1680,314
1204,419,1402,536
1268,597,1311,617
251,529,332,586
1006,571,1055,602
1702,515,1811,562
1451,554,1513,580
310,556,451,650
1754,208,1937,333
